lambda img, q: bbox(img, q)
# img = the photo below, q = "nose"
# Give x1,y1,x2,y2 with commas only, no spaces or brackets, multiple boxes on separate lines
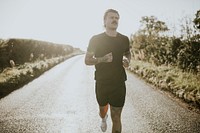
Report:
114,17,118,21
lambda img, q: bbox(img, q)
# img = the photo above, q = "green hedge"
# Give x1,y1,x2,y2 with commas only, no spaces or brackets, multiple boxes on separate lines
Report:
0,38,74,69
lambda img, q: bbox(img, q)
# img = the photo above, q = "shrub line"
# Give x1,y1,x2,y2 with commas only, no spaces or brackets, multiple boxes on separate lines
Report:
128,60,200,109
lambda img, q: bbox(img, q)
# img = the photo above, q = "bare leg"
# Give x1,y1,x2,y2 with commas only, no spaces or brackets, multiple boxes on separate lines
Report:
99,104,109,118
110,106,123,133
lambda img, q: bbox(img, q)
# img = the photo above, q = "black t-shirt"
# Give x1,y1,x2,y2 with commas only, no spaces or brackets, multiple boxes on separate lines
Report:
87,32,130,84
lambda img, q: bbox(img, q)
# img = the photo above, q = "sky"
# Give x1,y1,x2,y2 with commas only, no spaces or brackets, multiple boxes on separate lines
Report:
0,0,199,50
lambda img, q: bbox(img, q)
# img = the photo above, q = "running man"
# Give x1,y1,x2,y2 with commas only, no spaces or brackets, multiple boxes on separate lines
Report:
85,9,131,133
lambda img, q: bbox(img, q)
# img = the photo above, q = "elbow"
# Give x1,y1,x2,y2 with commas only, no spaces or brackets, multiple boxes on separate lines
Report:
85,61,89,65
84,59,88,65
85,55,96,66
85,59,91,66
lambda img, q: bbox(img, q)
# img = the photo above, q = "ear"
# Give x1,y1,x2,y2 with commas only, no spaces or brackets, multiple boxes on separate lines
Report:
103,20,106,28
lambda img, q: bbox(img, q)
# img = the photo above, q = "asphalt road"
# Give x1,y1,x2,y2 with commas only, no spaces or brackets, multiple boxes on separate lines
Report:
0,55,200,133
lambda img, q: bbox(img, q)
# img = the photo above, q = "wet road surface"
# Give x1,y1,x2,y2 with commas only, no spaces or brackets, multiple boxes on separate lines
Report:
0,55,200,133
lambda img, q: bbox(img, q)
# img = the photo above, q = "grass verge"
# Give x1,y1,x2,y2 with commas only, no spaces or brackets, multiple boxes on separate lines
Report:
0,52,81,99
129,59,200,109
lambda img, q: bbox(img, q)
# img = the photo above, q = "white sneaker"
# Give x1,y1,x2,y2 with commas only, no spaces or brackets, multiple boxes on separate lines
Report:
100,114,108,132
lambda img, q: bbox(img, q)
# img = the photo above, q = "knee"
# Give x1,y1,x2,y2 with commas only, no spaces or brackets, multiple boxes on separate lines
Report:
111,113,120,122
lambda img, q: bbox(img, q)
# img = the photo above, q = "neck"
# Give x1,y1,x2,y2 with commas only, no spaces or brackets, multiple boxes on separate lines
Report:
105,30,117,37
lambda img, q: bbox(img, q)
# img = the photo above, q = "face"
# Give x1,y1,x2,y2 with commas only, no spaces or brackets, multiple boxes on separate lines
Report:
104,12,119,30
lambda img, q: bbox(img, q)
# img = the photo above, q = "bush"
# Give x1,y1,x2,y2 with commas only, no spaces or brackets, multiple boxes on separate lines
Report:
0,38,75,70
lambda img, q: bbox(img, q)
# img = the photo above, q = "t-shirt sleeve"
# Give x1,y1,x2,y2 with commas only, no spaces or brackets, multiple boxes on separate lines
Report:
87,36,96,53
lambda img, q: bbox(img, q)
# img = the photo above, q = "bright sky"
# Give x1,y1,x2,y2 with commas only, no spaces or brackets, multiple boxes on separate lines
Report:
0,0,199,50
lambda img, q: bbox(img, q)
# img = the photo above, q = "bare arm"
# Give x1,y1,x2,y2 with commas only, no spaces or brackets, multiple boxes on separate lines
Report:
124,51,131,61
123,51,131,68
85,52,113,66
85,52,98,65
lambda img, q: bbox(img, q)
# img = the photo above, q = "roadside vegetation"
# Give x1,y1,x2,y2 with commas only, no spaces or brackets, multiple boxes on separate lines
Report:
129,10,200,108
129,60,200,106
0,38,83,98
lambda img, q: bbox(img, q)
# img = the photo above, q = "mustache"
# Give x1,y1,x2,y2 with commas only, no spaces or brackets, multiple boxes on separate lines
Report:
112,21,118,24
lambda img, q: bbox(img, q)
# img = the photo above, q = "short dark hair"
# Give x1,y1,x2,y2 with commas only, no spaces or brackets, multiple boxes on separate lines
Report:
103,9,120,20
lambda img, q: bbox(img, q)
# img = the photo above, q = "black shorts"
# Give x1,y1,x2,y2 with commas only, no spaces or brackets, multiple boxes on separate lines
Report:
95,81,126,107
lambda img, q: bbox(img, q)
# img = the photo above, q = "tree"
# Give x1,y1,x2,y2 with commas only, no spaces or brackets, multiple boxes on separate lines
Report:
130,16,170,65
193,10,200,30
139,16,169,36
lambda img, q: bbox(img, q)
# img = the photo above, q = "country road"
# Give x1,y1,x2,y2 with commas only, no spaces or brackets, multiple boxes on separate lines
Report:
0,55,200,133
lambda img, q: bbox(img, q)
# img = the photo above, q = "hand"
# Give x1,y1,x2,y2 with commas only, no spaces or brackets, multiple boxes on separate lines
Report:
98,52,113,63
123,58,130,68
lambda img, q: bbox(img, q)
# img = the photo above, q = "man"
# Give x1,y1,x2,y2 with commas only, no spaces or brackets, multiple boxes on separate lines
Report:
85,9,131,133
